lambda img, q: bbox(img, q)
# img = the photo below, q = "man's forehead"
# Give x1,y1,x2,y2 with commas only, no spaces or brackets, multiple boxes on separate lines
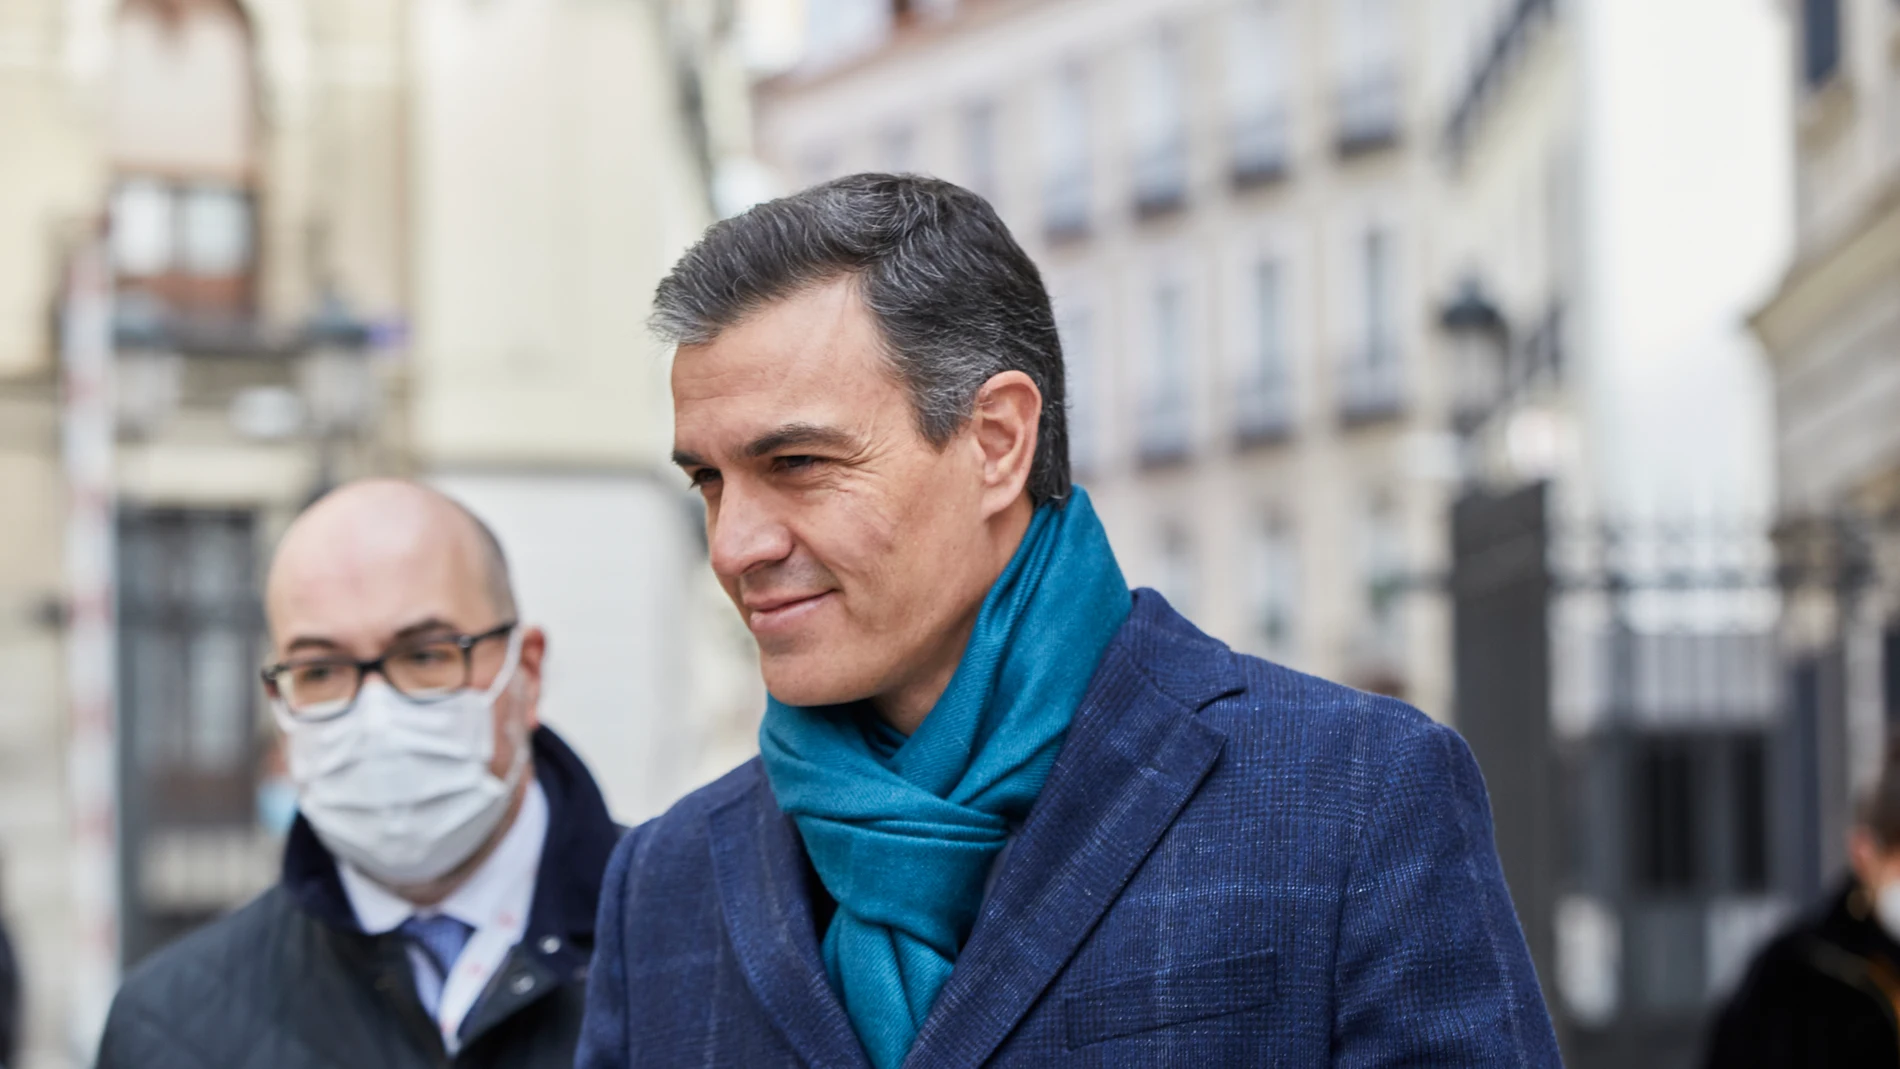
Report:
671,284,906,455
265,494,496,645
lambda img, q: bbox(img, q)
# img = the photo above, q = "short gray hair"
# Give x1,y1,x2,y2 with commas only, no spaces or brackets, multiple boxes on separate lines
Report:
650,173,1071,505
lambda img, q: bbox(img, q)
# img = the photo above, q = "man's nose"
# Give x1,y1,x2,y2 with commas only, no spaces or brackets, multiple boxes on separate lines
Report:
707,483,794,580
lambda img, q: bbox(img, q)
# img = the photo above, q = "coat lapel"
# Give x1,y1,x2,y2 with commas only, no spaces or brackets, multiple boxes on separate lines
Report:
902,592,1242,1068
708,774,872,1069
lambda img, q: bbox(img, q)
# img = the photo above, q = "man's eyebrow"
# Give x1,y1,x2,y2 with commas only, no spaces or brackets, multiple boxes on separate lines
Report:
283,618,462,659
390,617,463,641
743,423,858,459
671,448,708,469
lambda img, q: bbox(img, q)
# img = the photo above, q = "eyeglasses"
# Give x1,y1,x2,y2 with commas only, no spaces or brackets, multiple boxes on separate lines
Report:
262,621,517,722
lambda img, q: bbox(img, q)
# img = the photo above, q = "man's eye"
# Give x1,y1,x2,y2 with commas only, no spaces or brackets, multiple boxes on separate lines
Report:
688,469,721,489
776,455,821,472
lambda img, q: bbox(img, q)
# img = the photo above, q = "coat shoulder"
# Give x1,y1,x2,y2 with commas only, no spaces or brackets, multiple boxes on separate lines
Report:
1220,651,1444,752
100,886,303,1066
1127,588,1447,768
602,758,767,897
113,885,292,1009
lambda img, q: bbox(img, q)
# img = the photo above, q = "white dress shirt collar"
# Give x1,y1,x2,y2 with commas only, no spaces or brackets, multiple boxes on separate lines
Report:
338,778,548,1051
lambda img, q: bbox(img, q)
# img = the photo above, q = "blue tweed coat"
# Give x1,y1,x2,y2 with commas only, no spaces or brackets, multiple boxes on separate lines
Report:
578,591,1561,1067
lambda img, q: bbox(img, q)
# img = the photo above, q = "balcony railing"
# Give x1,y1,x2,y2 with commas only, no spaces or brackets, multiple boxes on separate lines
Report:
1335,69,1401,156
1131,132,1189,219
1042,164,1092,242
1520,301,1564,388
1230,107,1292,188
1138,388,1193,466
1233,371,1294,446
1443,0,1557,158
1337,345,1405,425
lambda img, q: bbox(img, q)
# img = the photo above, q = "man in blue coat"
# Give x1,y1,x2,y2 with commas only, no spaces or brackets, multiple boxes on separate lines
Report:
578,174,1561,1067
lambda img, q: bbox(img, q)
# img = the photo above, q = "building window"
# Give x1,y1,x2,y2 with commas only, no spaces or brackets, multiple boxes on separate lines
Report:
1334,0,1401,154
1633,739,1700,893
1157,523,1199,617
1732,735,1770,892
1139,280,1192,465
1042,65,1093,240
1236,258,1293,444
804,0,895,69
1131,29,1190,217
1358,492,1406,670
120,508,261,798
110,0,260,324
1226,1,1293,186
1340,227,1404,423
879,123,916,173
1248,511,1299,661
1803,0,1841,90
961,99,1000,203
1057,298,1101,474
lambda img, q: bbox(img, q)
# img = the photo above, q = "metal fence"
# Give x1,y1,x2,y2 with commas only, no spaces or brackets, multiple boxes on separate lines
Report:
1453,484,1834,1069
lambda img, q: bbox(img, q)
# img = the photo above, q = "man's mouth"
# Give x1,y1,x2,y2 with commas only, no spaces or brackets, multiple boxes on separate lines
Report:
742,591,835,634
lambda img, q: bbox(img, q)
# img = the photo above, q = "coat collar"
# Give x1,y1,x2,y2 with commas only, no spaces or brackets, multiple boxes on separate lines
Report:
715,590,1240,1069
709,773,875,1069
282,725,622,963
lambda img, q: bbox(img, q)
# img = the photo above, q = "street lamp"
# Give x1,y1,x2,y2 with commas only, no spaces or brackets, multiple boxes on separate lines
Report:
1439,276,1510,436
295,287,376,499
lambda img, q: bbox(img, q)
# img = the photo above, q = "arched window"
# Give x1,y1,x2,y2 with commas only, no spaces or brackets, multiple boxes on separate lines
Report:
109,0,259,323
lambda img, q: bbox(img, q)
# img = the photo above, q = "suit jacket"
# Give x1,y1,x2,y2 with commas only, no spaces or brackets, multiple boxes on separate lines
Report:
578,590,1560,1067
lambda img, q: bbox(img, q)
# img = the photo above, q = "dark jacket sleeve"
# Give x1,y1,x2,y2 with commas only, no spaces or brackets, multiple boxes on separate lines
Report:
1702,935,1900,1068
1330,717,1563,1067
575,821,648,1069
0,919,17,1069
95,975,214,1069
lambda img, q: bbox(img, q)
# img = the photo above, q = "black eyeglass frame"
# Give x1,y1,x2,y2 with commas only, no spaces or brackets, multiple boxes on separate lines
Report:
261,620,518,722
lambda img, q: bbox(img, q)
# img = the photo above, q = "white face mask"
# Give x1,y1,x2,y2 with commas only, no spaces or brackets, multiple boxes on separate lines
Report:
275,629,530,888
1877,882,1900,943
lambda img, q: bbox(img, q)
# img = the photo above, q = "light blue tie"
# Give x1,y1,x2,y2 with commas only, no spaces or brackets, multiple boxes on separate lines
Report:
399,914,474,983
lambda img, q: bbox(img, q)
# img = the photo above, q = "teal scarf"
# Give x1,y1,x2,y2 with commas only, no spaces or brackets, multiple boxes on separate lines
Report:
758,488,1131,1069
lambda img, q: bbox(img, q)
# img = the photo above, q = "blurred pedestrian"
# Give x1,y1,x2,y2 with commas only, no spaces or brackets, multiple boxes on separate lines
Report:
1705,742,1900,1067
577,174,1559,1068
0,886,18,1069
96,480,621,1069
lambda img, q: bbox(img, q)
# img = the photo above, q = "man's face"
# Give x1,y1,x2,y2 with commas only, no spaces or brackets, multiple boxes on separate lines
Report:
671,277,1007,712
265,494,543,780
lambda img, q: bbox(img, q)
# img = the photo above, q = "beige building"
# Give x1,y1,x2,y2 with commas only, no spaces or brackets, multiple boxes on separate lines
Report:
756,0,1462,717
0,2,758,1066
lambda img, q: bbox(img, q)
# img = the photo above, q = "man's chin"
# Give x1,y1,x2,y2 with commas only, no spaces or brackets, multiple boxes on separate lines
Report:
760,654,873,710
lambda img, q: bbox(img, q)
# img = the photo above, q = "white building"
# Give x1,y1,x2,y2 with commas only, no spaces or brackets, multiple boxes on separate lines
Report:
758,0,1462,716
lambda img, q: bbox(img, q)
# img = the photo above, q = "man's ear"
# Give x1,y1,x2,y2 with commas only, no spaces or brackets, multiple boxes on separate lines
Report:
515,626,547,731
971,370,1041,518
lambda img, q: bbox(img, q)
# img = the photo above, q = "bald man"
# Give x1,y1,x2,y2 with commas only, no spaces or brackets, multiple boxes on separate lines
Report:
96,480,623,1069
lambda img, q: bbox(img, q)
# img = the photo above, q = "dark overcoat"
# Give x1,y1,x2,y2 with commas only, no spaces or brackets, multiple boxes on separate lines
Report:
95,727,619,1069
1705,878,1900,1068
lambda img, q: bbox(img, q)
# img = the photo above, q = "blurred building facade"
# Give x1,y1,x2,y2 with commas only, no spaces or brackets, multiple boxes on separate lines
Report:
759,0,1464,717
1442,1,1793,1065
1755,0,1900,881
0,2,760,1066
